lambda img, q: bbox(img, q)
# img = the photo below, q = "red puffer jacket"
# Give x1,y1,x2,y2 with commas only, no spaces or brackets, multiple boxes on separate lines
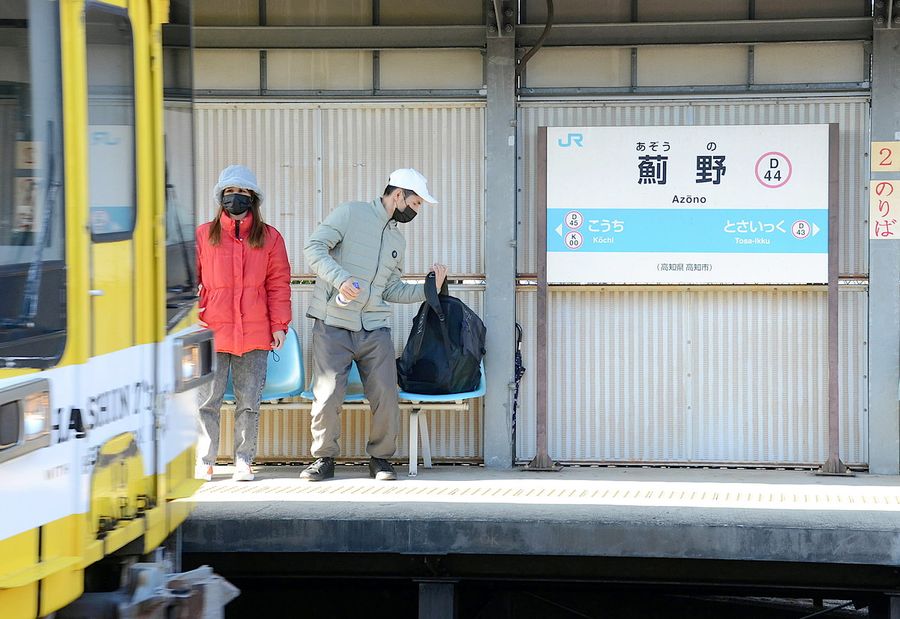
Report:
196,212,292,355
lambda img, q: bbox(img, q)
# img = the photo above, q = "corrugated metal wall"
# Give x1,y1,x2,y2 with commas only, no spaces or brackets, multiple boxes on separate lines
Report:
195,102,485,461
195,98,869,466
195,104,319,272
516,98,869,465
195,102,484,276
516,288,868,465
319,105,484,275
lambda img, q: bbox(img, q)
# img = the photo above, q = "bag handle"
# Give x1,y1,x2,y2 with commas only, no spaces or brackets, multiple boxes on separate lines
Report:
414,273,455,370
423,272,445,319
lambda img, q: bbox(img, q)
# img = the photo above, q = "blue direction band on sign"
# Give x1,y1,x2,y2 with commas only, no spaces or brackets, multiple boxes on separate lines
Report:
548,208,828,254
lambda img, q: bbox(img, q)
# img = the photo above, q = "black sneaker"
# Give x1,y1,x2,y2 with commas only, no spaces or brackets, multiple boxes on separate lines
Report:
300,457,335,481
368,457,397,481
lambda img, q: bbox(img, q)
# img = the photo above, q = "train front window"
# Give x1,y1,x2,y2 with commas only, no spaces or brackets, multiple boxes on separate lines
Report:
86,5,136,242
0,0,66,369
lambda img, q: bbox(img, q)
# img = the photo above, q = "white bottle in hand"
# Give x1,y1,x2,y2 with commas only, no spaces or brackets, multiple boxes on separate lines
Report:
336,281,360,306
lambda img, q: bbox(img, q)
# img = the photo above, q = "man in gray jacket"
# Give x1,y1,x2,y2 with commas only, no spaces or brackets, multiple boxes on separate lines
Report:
301,168,447,481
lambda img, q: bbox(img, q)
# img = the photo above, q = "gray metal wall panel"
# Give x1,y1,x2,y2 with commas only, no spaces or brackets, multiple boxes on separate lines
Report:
196,103,485,276
320,104,485,276
840,289,868,465
516,289,867,465
515,288,538,462
195,104,320,274
691,289,866,464
518,99,869,276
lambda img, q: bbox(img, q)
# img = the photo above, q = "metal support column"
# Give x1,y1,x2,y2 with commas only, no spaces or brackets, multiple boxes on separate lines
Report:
526,128,558,471
483,23,517,468
819,123,849,476
417,580,457,619
869,28,900,475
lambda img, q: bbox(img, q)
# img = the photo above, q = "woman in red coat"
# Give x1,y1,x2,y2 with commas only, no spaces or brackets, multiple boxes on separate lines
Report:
195,165,292,482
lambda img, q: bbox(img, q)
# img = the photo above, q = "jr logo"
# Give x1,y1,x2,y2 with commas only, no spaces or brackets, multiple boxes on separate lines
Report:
558,133,584,148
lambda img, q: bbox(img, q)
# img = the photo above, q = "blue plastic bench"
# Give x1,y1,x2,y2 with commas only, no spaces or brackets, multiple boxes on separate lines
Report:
301,361,486,476
300,360,365,402
398,363,486,476
223,326,304,402
222,326,485,475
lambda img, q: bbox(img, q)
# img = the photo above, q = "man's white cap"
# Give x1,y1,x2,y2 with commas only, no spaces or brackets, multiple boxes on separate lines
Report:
388,168,438,204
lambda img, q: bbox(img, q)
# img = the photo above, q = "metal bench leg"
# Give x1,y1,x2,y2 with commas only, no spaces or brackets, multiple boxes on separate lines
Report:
419,409,433,469
409,411,419,477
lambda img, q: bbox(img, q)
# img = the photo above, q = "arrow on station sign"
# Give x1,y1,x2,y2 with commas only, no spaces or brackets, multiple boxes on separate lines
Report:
811,223,820,236
555,224,564,237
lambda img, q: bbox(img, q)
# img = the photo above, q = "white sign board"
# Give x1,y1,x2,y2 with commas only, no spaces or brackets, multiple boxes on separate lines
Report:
545,125,833,284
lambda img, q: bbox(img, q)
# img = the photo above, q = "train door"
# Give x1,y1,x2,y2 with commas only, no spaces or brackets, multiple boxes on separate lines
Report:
81,0,156,550
86,4,137,358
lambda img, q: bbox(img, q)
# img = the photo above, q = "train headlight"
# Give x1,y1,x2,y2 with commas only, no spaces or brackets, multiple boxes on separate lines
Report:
23,391,50,438
182,345,201,381
174,330,215,393
0,380,51,463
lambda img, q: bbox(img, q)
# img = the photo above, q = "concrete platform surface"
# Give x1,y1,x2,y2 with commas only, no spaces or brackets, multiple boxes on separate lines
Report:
180,465,900,567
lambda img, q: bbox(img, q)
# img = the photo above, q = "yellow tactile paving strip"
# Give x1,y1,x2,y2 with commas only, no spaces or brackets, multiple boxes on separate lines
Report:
183,475,900,512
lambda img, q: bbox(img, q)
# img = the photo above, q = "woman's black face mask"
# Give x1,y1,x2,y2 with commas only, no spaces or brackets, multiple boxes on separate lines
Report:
223,193,252,216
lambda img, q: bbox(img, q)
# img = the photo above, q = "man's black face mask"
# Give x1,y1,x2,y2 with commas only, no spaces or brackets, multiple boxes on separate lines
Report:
391,195,418,223
391,205,418,223
223,193,252,216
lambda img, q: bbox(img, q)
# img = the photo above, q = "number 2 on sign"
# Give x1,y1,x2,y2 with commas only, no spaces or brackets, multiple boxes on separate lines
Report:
871,141,900,171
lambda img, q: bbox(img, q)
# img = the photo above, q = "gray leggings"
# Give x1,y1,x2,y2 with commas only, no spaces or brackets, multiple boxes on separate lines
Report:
198,350,268,467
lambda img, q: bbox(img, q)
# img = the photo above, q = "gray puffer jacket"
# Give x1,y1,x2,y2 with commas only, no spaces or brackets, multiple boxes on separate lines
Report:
304,199,425,331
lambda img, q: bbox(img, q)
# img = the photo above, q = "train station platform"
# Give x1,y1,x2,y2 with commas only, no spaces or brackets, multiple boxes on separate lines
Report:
179,464,900,594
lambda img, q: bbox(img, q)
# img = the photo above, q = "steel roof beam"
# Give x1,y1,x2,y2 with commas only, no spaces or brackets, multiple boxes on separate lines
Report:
190,25,486,49
184,18,872,50
517,18,873,46
162,24,190,48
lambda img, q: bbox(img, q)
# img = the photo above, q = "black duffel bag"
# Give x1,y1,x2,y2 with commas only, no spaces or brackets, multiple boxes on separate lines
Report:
397,273,486,394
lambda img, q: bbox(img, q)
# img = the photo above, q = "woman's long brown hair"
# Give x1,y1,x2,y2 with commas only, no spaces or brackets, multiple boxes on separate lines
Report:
207,193,267,248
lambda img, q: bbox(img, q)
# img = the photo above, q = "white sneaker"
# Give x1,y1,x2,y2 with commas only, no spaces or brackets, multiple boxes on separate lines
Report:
195,464,213,482
232,462,255,482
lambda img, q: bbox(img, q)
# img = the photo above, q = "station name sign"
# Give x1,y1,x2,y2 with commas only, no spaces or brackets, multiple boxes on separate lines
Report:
545,124,834,285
